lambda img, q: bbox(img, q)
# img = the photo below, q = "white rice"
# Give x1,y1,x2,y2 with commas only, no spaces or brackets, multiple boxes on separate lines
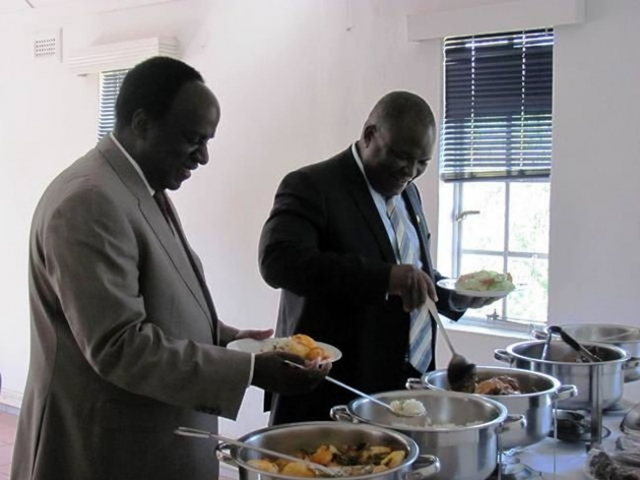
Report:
389,399,427,417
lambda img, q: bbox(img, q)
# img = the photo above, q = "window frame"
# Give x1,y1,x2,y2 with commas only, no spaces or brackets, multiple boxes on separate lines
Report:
98,68,129,139
437,28,555,330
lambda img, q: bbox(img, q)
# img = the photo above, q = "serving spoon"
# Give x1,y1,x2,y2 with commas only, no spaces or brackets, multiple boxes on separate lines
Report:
548,325,603,362
283,360,425,418
174,426,342,477
425,298,476,392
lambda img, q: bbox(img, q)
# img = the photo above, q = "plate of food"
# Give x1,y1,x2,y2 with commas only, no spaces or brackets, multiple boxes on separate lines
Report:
227,334,342,363
437,269,517,298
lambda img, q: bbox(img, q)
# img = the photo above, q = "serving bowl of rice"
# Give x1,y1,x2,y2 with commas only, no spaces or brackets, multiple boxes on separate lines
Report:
331,389,523,480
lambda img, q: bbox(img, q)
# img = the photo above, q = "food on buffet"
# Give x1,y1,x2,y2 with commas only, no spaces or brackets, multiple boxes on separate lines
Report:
247,459,279,473
560,353,589,363
449,372,523,395
247,442,406,477
389,399,427,416
475,375,522,395
558,346,604,363
264,334,332,362
586,449,640,480
449,372,477,393
455,270,515,293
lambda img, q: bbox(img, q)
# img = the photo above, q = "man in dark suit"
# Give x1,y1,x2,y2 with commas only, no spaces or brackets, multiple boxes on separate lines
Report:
12,57,326,480
259,91,492,425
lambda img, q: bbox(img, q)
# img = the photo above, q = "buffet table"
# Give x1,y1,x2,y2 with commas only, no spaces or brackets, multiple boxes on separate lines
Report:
513,408,628,479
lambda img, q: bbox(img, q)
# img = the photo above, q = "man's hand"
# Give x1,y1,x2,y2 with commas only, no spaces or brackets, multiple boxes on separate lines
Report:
233,328,274,341
388,264,438,312
251,351,330,395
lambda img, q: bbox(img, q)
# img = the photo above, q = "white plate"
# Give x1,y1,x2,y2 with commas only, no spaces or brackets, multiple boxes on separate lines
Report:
227,337,342,363
437,278,516,299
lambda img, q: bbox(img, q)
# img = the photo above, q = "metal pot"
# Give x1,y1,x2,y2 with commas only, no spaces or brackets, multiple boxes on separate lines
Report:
215,421,440,480
533,323,640,382
494,340,638,410
410,366,578,451
331,389,524,480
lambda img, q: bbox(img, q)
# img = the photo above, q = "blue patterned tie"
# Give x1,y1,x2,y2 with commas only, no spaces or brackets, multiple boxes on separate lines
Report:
386,196,433,373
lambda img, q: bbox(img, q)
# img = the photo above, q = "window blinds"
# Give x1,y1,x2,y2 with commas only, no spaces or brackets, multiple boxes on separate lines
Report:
98,69,129,139
440,29,554,182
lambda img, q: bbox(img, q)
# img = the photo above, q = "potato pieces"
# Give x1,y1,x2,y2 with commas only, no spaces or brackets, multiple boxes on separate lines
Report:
272,334,332,362
309,444,338,465
291,334,316,349
247,443,406,477
285,339,310,358
381,450,406,468
281,462,316,477
247,459,278,473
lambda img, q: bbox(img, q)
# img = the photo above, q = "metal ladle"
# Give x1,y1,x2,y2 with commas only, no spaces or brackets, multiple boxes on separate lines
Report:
425,299,476,392
284,360,425,418
547,326,603,362
174,426,341,477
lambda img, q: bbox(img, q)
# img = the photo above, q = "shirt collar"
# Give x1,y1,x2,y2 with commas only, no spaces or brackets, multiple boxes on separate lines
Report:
109,132,154,196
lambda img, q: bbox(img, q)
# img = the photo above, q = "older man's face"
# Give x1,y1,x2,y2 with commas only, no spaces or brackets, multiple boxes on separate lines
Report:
361,122,435,198
137,81,220,192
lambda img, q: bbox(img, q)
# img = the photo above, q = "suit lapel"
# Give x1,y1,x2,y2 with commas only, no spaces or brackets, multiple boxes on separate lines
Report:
339,150,397,264
97,136,215,330
403,184,434,278
162,194,219,326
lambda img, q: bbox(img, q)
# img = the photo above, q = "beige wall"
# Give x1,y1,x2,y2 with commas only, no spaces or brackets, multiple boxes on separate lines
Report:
0,0,638,442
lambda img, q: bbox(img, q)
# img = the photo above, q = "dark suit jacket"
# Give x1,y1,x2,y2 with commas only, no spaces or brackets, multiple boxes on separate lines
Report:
259,146,463,425
12,135,253,480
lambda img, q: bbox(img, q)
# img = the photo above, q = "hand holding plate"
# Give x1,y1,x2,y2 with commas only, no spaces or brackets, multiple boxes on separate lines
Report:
252,351,330,395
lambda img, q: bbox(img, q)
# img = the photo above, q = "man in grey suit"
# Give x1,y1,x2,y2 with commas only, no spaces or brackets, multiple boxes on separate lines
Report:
259,91,495,425
11,57,326,480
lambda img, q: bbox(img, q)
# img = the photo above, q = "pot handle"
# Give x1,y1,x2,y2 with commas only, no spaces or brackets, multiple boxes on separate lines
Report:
405,377,427,390
499,414,527,433
553,384,578,401
330,405,358,423
531,327,548,340
214,442,239,469
402,454,441,480
494,349,513,364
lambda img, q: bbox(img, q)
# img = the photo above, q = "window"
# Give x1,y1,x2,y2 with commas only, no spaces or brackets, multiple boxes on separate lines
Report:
439,29,554,326
98,69,129,139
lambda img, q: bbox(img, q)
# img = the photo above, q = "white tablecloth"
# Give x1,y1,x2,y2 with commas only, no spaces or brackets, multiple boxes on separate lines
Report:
514,411,627,479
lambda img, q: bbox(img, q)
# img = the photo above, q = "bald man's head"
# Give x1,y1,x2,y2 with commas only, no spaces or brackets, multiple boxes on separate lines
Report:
358,91,437,197
366,91,436,135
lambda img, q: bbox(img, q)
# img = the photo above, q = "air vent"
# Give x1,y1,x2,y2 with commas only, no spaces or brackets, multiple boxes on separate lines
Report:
66,37,179,76
32,29,61,61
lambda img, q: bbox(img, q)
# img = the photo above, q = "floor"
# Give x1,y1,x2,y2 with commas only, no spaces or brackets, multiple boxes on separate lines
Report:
0,412,16,479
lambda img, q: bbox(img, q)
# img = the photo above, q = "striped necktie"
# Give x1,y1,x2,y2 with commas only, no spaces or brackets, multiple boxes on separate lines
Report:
386,196,433,373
